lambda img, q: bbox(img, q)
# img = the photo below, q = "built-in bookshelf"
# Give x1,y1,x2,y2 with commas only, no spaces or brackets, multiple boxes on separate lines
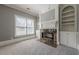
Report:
59,4,77,49
61,6,75,31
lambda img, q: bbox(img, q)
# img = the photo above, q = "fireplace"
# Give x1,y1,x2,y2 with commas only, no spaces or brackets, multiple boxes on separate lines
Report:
40,29,57,47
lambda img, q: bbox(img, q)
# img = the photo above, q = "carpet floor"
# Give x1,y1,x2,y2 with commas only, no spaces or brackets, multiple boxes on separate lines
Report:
0,38,77,55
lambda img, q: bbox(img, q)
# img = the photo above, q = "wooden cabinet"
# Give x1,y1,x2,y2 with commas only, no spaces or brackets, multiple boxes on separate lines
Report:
60,32,68,46
60,32,76,48
68,32,76,48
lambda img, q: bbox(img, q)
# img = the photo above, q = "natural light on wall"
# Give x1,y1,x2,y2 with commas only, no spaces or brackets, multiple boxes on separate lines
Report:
15,15,34,37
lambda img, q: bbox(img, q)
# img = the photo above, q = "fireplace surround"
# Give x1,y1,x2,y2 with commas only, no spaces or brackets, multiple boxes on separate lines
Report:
40,29,57,47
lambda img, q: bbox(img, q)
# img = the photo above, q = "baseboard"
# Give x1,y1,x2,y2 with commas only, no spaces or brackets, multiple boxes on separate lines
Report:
0,35,35,47
60,44,77,50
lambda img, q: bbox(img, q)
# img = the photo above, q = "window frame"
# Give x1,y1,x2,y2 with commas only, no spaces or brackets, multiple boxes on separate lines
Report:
15,15,35,38
26,18,35,35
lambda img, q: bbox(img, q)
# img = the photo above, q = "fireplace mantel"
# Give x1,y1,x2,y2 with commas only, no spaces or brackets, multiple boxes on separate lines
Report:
40,29,57,48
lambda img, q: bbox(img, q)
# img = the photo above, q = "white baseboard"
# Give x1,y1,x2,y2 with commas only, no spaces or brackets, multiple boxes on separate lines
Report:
0,35,35,47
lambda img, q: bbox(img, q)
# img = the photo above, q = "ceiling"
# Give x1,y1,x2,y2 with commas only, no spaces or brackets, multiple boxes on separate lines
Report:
4,4,56,17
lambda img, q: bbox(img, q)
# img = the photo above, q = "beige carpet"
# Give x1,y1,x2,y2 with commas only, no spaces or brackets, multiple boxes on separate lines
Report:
0,38,77,55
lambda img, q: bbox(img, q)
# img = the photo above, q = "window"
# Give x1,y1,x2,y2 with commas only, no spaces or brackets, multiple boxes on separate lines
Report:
15,15,26,36
15,15,35,37
27,19,34,35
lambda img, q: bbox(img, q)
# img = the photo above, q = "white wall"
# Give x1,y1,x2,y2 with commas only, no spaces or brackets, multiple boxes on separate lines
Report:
76,5,79,51
40,5,59,29
0,5,37,42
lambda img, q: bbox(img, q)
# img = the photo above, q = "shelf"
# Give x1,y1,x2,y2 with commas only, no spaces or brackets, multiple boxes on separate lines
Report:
62,14,74,18
61,6,75,32
62,10,74,14
62,23,74,25
62,20,74,23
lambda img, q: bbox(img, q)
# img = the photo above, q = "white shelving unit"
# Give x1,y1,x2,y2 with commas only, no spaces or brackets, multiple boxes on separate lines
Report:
59,5,77,49
61,6,75,31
